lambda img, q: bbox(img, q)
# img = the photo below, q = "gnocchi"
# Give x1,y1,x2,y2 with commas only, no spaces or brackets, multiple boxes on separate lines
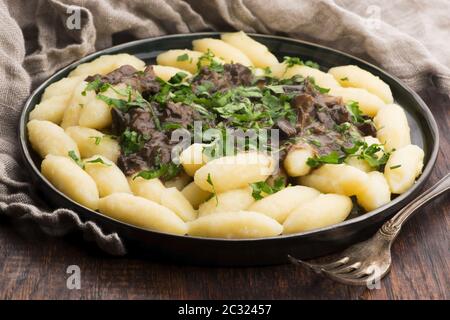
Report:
187,211,283,239
156,49,224,74
27,119,79,158
248,186,320,223
384,144,424,194
198,187,254,217
328,65,394,103
41,155,99,210
299,164,370,196
65,126,120,163
192,38,253,66
98,193,187,235
374,104,411,152
69,54,145,78
194,152,274,193
84,155,131,197
221,31,278,68
160,187,198,222
283,194,352,234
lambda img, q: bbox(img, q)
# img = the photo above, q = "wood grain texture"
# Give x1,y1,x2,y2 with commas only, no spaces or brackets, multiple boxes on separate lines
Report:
0,88,448,300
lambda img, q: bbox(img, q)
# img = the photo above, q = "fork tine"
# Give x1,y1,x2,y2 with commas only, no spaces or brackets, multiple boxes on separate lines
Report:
322,269,372,286
328,261,362,274
288,255,350,273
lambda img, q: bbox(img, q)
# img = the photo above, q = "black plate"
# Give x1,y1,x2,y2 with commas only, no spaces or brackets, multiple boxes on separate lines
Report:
19,32,439,266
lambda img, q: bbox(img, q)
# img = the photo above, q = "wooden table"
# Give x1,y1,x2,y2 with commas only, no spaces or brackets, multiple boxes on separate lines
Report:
0,89,448,300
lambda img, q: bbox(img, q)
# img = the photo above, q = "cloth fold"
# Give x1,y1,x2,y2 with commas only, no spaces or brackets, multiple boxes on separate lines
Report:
1,0,448,255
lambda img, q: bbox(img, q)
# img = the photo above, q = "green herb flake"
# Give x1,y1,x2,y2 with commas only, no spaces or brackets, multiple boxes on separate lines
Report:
134,163,181,181
250,177,286,200
86,157,111,166
89,136,102,145
341,77,349,81
176,53,190,62
206,173,218,205
390,164,402,170
68,150,84,169
306,151,344,168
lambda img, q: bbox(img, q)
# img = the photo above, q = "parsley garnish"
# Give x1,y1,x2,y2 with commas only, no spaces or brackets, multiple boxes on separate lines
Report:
206,173,218,205
306,151,344,168
176,53,189,61
134,162,181,181
283,56,320,69
89,136,102,145
120,129,146,156
169,72,189,84
390,164,401,170
345,101,365,123
250,177,286,200
85,157,111,166
68,150,84,169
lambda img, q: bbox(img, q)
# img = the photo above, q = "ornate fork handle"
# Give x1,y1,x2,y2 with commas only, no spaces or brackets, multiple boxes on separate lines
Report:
380,173,450,240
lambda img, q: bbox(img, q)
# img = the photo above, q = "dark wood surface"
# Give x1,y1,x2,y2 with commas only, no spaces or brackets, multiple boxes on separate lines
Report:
0,89,448,300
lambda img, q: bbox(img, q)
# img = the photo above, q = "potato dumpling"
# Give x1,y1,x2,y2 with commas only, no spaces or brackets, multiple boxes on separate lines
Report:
98,193,187,235
356,171,391,211
65,126,120,163
60,81,92,129
384,144,424,194
78,84,126,129
160,187,197,222
152,65,192,82
328,87,386,117
198,187,254,217
192,38,253,66
27,119,79,158
128,176,166,204
328,65,393,104
248,186,320,223
187,211,283,239
68,54,145,77
194,152,274,193
299,164,369,196
179,143,209,176
221,31,278,68
283,147,314,177
156,49,224,74
283,194,352,234
84,155,131,197
181,182,211,209
282,65,341,89
29,95,72,124
41,155,99,210
41,76,84,101
373,104,411,152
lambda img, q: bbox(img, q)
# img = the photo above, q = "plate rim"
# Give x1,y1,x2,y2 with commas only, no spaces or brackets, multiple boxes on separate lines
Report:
18,32,440,243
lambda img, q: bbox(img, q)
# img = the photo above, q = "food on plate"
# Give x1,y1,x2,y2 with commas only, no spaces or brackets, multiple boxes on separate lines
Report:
27,31,424,239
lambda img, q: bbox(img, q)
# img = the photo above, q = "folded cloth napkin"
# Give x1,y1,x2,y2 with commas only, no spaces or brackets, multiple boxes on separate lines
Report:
1,0,449,255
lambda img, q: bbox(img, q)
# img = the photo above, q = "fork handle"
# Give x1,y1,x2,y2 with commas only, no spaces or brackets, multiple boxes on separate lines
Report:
380,173,450,240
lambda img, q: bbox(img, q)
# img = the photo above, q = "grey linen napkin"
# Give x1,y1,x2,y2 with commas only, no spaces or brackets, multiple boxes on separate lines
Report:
1,0,449,255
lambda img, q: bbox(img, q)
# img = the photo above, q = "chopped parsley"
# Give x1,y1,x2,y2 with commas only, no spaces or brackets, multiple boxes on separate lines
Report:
206,173,218,205
283,56,320,69
85,157,111,166
89,136,102,145
68,150,84,169
390,164,402,169
345,101,365,123
134,162,181,181
176,53,189,61
250,177,286,200
120,129,146,156
306,151,344,168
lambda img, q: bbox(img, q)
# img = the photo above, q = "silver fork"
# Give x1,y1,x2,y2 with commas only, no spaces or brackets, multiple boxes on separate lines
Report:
289,173,450,286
